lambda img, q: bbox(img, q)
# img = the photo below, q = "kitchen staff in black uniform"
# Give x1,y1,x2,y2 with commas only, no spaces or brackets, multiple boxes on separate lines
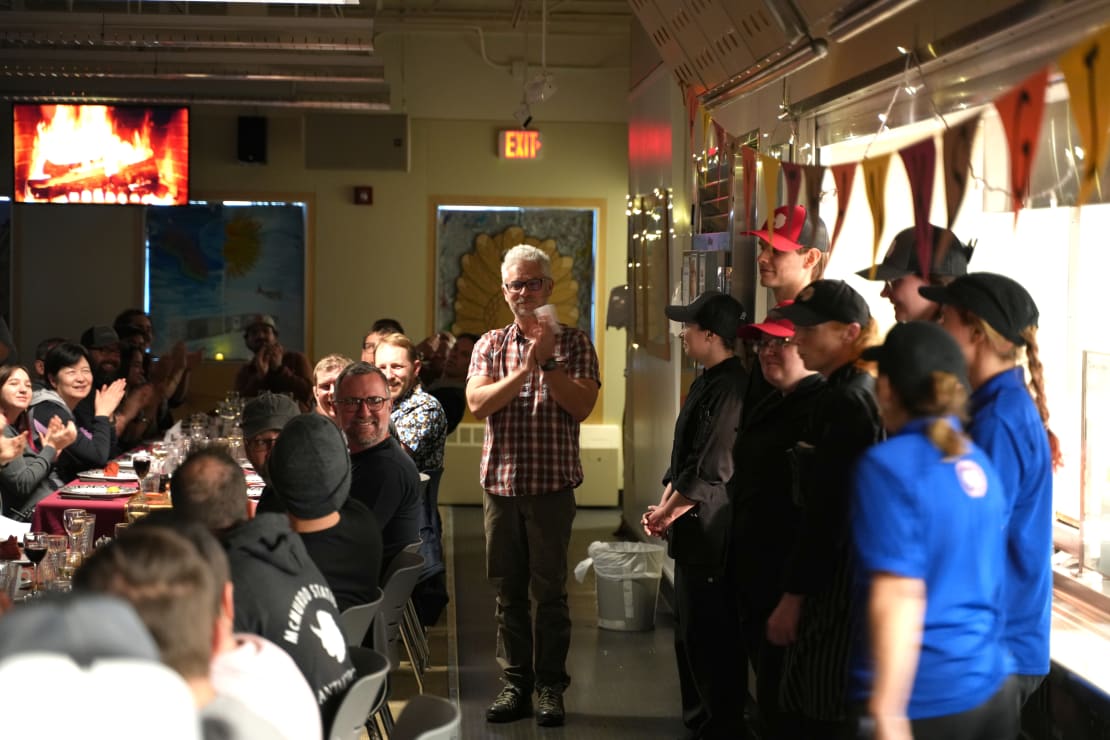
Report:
643,289,750,740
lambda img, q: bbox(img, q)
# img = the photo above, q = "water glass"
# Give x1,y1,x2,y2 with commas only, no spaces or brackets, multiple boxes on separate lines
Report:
0,561,21,603
77,513,97,555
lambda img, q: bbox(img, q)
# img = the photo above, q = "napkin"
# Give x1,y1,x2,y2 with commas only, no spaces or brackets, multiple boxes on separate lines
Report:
0,515,31,541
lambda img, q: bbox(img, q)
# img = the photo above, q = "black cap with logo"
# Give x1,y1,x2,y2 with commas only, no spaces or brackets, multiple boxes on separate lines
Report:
775,280,871,327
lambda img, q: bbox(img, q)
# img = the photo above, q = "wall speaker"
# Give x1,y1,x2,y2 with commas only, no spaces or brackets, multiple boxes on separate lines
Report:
237,116,267,164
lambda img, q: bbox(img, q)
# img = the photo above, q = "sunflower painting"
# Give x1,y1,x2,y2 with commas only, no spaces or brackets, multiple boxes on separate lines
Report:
436,205,596,337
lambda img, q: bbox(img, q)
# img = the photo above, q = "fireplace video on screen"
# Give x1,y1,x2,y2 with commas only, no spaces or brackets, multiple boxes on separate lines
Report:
13,104,189,205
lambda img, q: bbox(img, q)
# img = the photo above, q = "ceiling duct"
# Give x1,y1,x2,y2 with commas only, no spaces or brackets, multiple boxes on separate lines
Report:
0,11,389,110
628,0,938,108
627,0,826,104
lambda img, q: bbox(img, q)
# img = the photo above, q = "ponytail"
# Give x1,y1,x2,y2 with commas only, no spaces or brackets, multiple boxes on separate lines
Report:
1021,326,1063,471
926,417,968,458
894,370,970,457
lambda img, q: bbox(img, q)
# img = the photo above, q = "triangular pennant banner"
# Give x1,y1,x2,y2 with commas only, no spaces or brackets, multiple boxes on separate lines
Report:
899,138,937,280
942,114,979,231
760,154,782,242
994,69,1049,224
1059,28,1110,205
803,164,826,229
741,146,757,230
782,162,804,232
830,163,857,255
711,121,727,159
862,154,892,279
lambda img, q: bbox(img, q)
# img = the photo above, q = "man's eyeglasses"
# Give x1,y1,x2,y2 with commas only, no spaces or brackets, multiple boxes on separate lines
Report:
503,278,548,293
753,336,792,353
335,395,389,411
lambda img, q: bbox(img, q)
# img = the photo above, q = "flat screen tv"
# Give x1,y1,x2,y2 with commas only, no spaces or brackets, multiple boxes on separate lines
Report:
13,103,189,205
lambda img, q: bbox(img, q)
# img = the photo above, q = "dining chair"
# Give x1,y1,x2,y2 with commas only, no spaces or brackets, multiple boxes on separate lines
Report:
327,647,390,740
389,694,461,740
339,587,384,646
370,550,426,693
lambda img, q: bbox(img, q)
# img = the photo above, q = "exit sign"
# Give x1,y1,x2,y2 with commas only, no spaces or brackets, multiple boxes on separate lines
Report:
499,130,543,160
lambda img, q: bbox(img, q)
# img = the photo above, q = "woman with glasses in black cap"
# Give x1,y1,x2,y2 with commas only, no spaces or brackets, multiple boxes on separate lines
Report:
920,273,1060,711
642,290,750,740
731,301,824,739
850,321,1015,740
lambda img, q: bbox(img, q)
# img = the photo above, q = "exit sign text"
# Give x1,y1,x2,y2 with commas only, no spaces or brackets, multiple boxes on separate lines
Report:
499,130,543,160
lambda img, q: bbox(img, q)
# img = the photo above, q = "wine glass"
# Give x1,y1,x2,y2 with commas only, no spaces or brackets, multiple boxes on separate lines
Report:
22,531,48,592
63,507,88,552
132,452,152,484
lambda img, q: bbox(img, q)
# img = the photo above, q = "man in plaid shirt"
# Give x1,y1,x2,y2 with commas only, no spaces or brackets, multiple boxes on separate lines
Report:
467,245,600,728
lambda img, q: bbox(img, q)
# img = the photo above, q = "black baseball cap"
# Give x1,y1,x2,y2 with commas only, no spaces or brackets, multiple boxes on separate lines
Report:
862,321,969,401
775,280,871,327
855,225,973,281
918,272,1038,346
665,290,748,340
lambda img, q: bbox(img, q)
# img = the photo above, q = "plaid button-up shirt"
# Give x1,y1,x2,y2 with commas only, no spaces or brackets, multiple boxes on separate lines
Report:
468,322,600,496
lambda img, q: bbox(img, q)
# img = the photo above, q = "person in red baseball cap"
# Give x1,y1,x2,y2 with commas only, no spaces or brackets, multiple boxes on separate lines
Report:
742,205,830,305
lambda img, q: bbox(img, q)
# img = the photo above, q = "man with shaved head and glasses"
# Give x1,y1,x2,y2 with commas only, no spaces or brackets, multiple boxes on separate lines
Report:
334,361,419,571
467,244,600,728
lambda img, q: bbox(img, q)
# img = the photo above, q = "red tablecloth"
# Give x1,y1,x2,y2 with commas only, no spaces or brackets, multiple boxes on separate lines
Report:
31,486,137,540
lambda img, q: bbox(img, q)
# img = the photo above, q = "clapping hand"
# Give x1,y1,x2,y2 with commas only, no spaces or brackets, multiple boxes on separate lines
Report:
526,316,557,365
255,341,284,374
42,416,77,453
0,431,26,465
94,378,127,417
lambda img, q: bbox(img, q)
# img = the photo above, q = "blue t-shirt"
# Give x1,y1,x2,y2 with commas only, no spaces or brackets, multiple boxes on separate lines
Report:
850,417,1007,719
970,367,1053,676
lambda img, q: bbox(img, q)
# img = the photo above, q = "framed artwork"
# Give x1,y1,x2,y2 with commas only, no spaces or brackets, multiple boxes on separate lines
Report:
630,190,672,360
144,200,309,360
432,199,598,338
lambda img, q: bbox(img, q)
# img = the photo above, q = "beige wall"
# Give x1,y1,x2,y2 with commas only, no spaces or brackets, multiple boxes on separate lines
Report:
8,23,631,427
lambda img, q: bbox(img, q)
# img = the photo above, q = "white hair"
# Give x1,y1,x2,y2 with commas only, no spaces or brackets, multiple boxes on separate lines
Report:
501,244,552,280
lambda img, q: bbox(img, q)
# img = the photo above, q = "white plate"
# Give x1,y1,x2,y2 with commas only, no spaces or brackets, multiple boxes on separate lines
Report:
76,469,138,483
59,483,134,498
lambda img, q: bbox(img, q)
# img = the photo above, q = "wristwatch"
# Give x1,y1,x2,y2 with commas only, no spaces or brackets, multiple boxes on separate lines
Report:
540,357,562,372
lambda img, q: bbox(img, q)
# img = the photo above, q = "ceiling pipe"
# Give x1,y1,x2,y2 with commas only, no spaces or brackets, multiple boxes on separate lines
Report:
829,0,924,42
699,38,829,111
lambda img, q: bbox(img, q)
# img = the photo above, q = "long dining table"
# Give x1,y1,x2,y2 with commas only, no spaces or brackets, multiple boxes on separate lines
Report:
31,462,264,540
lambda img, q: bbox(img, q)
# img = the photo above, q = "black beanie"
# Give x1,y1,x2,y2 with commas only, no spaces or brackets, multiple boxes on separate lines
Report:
269,413,352,519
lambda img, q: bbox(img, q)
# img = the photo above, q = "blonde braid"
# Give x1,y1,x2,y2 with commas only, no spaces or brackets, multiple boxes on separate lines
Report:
1021,327,1063,470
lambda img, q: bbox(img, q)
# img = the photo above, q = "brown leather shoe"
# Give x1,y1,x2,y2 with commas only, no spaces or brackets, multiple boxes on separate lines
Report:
535,685,566,727
486,684,532,723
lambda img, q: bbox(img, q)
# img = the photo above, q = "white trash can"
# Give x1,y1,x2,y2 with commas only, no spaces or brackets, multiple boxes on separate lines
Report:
574,541,665,631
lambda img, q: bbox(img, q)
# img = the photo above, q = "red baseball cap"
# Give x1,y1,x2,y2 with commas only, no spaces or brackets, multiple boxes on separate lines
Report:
741,205,829,253
737,300,796,339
